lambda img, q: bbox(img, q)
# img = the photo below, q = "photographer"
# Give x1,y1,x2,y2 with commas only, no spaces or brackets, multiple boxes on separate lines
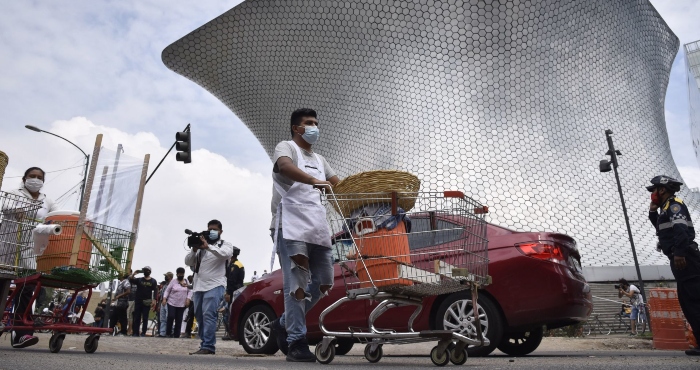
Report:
129,266,158,337
617,278,643,336
184,219,234,355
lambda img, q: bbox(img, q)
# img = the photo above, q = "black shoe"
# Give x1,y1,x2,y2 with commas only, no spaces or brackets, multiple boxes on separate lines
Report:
272,318,289,355
11,333,39,349
686,347,700,356
286,338,316,362
189,349,215,355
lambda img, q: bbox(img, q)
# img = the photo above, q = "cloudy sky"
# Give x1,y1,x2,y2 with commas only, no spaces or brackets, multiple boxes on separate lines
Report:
1,1,699,279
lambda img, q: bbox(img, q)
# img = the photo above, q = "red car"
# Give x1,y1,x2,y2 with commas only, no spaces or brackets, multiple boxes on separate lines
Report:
229,219,592,357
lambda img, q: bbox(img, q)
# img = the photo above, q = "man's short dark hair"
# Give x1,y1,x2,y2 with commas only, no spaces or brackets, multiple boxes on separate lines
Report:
290,108,317,137
176,267,186,274
208,219,223,230
618,278,629,286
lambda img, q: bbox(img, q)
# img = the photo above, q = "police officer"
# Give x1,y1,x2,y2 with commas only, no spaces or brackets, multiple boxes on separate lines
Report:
225,247,245,302
647,175,700,356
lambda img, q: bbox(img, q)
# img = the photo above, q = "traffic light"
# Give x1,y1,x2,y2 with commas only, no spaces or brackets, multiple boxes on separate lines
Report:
175,130,191,163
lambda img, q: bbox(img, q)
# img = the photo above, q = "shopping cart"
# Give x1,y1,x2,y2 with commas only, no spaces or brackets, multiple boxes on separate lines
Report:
0,191,133,353
315,189,490,366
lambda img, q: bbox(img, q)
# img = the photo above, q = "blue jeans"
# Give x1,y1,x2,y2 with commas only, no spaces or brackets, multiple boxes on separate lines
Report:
192,285,224,352
159,303,168,336
275,229,334,344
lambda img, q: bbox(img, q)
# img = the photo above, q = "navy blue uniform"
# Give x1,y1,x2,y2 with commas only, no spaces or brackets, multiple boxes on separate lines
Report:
649,196,700,339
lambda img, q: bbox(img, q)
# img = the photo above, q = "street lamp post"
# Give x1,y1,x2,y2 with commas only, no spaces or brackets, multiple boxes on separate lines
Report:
599,129,647,303
25,125,89,208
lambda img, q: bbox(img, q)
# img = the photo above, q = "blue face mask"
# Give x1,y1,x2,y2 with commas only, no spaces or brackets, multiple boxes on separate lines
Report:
300,125,320,144
209,230,219,240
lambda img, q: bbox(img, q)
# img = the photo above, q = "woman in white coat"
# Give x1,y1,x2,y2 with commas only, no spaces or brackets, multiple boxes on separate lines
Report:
3,167,57,349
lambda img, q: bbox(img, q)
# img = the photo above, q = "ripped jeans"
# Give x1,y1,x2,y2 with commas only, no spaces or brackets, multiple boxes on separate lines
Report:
275,228,334,344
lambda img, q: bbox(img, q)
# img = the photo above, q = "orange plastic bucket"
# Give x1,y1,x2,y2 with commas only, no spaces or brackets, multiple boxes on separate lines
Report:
36,211,92,273
648,288,691,350
354,221,412,288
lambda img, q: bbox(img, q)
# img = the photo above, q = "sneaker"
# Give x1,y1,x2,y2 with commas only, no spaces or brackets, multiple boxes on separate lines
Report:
272,318,289,355
189,349,215,355
686,347,700,356
286,338,316,362
12,334,39,349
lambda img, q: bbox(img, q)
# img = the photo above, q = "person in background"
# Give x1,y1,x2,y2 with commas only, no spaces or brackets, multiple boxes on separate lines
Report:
617,279,643,336
184,275,195,338
251,271,259,283
111,273,131,336
129,266,158,337
222,249,244,340
93,300,106,327
162,267,192,338
126,268,136,335
262,270,268,277
157,272,173,337
4,167,58,349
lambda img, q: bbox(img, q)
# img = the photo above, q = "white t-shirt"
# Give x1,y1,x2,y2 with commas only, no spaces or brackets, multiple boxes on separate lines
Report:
184,240,234,292
628,284,644,306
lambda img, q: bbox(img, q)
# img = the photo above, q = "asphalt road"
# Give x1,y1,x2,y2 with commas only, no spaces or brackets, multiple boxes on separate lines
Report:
0,334,698,369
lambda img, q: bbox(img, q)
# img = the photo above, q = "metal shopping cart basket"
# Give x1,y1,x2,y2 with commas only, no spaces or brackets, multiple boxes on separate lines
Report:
1,191,133,353
315,188,490,366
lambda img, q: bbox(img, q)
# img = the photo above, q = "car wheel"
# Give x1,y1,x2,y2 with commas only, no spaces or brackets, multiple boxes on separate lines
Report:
435,291,503,357
334,338,354,355
497,326,544,356
238,304,279,355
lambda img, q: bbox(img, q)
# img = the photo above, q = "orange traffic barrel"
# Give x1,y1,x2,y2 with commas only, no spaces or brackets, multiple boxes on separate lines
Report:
648,288,691,350
36,211,93,273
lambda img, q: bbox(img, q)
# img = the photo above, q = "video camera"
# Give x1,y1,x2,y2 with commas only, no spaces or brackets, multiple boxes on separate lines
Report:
614,284,621,289
185,229,212,249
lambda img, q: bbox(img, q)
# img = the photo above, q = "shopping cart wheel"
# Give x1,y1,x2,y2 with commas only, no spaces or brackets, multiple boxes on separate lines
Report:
49,333,65,353
84,334,100,353
430,346,451,367
364,344,383,363
315,343,335,364
450,347,468,365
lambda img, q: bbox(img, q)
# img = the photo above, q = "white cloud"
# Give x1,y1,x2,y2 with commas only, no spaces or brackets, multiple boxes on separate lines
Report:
1,117,275,280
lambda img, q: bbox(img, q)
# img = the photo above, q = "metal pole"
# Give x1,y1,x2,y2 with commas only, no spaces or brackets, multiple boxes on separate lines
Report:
605,130,647,303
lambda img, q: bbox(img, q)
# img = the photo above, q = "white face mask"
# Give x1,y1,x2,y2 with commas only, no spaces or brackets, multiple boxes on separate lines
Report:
24,178,44,193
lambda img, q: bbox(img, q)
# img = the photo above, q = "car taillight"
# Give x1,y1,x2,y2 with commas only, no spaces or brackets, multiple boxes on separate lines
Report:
516,242,566,264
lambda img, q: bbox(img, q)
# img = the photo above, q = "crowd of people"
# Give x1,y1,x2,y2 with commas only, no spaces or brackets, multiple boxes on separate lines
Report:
105,244,245,347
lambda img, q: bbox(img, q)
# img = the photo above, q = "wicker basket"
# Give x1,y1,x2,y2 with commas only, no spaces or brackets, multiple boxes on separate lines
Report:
329,170,420,218
0,150,8,190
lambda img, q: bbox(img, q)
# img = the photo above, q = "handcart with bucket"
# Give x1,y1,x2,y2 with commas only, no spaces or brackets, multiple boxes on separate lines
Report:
314,171,491,366
1,191,134,353
0,135,149,353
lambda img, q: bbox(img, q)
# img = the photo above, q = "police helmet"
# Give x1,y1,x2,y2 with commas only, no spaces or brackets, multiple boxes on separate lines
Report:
646,175,683,192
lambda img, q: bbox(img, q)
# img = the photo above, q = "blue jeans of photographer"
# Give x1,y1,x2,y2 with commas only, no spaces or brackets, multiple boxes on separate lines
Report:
275,228,334,344
193,285,224,352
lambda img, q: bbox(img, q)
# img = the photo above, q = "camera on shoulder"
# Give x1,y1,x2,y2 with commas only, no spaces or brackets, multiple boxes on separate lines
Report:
185,229,211,249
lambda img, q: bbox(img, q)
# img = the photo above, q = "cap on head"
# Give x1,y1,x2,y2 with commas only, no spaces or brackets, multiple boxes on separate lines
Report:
232,247,240,256
142,266,152,271
646,175,683,192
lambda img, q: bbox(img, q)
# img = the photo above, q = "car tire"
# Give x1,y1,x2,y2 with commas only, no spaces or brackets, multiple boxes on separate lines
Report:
238,304,279,355
334,338,354,355
497,326,544,356
434,291,503,357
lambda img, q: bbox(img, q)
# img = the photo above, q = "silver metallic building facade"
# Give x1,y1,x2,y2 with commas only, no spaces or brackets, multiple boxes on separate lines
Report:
163,0,698,271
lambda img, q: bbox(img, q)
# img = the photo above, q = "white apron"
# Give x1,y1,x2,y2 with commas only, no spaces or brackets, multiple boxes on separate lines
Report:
270,141,331,270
